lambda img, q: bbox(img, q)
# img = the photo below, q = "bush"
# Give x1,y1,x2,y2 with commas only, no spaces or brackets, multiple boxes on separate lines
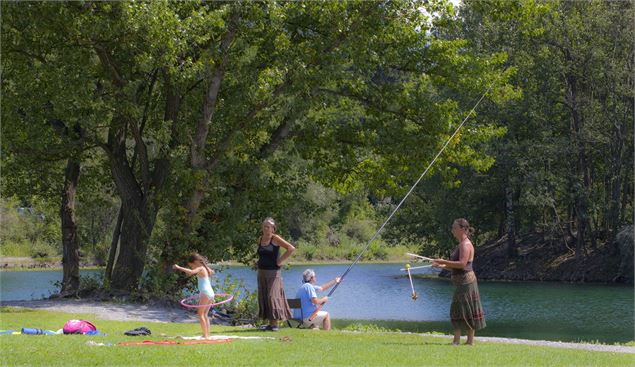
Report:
0,196,61,258
92,242,110,266
367,241,388,260
0,240,32,257
78,272,104,295
341,218,376,243
213,272,259,324
51,271,104,297
298,242,317,261
30,241,59,258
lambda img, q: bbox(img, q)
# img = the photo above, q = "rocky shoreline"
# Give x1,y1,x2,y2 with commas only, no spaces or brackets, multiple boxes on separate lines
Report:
473,230,634,284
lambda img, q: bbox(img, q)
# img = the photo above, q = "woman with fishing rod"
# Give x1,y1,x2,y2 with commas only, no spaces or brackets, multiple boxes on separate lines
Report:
432,218,486,345
256,217,295,331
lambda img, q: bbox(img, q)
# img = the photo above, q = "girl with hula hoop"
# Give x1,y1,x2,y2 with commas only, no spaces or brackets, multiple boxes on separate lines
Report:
173,253,216,339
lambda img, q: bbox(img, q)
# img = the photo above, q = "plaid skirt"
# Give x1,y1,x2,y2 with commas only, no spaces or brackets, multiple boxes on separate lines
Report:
450,271,486,331
257,269,292,321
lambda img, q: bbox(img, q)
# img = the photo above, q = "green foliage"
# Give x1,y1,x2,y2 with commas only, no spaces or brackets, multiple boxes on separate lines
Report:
383,0,633,258
51,271,104,297
293,241,415,262
78,272,104,295
0,196,61,258
0,193,115,262
29,242,58,259
0,241,31,257
5,0,628,290
213,272,259,323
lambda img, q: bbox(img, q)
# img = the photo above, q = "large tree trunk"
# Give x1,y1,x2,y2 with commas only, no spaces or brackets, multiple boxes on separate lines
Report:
109,200,154,292
105,122,158,293
107,173,156,292
105,205,123,283
59,157,81,296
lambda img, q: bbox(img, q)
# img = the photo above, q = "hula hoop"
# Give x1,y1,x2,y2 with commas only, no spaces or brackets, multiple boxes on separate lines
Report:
180,293,234,309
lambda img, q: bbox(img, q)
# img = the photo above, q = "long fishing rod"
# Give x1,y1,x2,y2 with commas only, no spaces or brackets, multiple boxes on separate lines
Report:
308,69,506,321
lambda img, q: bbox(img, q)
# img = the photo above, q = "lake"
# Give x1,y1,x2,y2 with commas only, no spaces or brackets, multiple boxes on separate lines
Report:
1,263,633,343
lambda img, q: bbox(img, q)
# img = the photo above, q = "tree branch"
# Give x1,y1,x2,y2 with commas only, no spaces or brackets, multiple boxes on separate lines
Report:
93,44,127,88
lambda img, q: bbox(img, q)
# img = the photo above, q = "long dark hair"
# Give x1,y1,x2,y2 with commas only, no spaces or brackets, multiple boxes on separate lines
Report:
188,253,212,276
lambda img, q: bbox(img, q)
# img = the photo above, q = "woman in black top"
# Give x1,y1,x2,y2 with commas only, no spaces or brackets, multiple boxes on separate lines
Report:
256,217,295,331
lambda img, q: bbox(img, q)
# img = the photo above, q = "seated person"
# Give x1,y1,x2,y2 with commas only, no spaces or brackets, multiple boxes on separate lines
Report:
295,269,340,330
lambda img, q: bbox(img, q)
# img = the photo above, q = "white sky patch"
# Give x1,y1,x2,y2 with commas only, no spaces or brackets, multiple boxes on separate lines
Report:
417,0,462,33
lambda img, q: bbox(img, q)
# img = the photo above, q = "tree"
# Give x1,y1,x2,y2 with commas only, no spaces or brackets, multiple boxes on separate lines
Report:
2,0,515,294
1,3,101,295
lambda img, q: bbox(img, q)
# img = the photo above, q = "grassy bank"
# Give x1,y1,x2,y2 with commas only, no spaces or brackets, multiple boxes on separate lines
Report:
1,308,632,366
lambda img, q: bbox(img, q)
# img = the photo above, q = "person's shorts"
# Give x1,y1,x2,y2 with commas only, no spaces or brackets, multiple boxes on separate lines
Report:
302,311,328,328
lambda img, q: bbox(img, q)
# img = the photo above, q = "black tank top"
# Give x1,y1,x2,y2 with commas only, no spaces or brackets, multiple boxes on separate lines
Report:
257,241,280,270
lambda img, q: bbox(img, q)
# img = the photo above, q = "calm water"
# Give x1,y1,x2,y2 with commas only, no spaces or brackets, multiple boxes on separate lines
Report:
1,263,633,343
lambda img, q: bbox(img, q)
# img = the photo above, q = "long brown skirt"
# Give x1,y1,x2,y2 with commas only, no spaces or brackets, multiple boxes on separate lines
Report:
257,269,292,321
450,271,486,331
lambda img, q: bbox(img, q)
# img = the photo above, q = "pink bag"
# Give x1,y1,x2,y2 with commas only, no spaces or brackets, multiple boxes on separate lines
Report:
63,319,97,334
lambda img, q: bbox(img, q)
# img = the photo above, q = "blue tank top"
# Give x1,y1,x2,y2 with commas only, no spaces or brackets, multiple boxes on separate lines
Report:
257,241,280,270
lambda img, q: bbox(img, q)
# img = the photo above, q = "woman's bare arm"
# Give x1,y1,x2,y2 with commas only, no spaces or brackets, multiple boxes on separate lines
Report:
272,234,295,266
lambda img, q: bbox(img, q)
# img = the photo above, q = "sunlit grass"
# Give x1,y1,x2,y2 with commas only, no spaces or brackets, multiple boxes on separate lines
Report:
1,308,633,366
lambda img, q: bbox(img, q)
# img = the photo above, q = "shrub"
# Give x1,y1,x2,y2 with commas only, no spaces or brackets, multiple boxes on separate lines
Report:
301,243,317,261
0,240,32,257
30,241,59,258
367,241,388,260
51,271,104,297
341,218,376,243
213,272,259,324
92,242,110,266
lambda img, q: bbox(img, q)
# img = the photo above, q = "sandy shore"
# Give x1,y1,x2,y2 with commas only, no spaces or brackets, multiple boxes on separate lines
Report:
1,299,633,354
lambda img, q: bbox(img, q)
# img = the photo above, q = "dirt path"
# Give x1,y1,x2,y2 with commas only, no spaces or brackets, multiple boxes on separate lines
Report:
1,299,198,323
2,299,634,354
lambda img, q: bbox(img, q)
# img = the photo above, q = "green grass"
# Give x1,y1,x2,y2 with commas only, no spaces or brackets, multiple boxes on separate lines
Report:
1,307,633,366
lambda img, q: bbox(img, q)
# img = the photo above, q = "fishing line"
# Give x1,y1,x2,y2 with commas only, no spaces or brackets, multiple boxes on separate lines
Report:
309,68,506,320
